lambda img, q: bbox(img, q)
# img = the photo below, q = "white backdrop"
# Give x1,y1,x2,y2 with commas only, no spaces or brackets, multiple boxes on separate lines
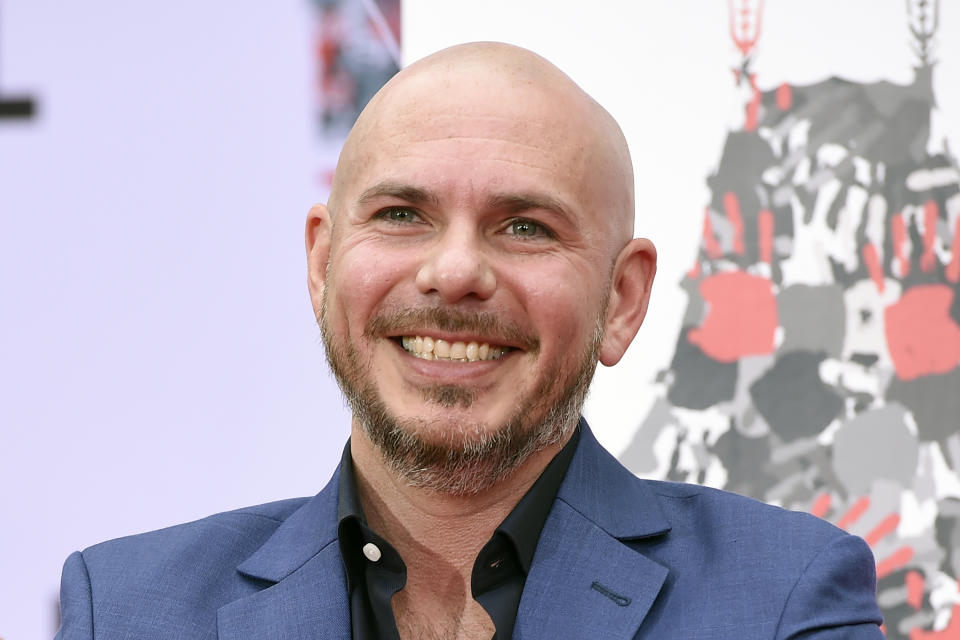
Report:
0,3,347,637
1,1,957,638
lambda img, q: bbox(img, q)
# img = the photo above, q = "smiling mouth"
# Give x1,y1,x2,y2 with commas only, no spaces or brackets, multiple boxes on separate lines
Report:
398,336,512,362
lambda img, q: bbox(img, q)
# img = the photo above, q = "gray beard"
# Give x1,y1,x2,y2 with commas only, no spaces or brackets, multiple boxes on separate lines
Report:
319,296,604,495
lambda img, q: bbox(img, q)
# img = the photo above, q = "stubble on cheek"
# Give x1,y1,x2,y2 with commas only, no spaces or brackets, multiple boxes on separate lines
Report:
317,282,607,494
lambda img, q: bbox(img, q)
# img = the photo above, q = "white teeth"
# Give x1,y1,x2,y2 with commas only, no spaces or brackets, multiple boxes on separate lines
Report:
399,336,509,361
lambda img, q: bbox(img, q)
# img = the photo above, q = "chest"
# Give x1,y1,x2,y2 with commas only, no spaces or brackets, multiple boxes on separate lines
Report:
393,589,496,640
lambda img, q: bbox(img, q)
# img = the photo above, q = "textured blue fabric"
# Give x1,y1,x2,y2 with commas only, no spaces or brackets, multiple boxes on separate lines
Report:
55,422,883,639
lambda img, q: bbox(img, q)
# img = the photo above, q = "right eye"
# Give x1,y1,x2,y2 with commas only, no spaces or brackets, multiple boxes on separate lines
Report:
377,207,420,223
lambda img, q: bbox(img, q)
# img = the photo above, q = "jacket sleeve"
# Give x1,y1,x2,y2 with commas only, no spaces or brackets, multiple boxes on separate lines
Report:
774,533,884,639
54,551,94,640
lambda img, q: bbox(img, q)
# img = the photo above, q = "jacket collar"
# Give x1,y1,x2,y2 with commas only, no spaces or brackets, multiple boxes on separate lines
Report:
218,418,672,639
513,419,672,639
235,466,341,583
218,467,350,640
558,418,672,540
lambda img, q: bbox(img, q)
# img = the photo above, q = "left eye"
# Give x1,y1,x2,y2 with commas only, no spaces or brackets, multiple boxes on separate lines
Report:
506,219,550,238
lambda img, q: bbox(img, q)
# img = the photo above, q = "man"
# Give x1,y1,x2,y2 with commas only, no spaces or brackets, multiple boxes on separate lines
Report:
56,43,884,639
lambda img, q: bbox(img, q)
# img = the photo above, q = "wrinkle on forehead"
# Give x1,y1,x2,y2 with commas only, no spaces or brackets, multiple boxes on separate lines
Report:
329,42,635,248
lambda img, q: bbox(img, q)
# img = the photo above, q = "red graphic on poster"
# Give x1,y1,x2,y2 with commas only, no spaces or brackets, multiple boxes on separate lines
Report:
885,285,960,380
626,2,960,637
687,271,778,362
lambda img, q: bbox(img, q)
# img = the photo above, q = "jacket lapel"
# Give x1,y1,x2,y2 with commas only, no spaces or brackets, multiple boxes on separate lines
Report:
514,422,672,639
216,422,670,640
217,470,351,640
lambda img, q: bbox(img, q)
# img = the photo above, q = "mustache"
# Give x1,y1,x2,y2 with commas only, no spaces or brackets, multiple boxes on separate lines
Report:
365,307,540,353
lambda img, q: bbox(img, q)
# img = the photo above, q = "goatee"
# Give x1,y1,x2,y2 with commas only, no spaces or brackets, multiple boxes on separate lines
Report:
320,300,604,495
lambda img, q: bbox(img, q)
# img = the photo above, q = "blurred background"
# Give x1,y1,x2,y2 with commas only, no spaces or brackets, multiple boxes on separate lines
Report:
1,1,958,637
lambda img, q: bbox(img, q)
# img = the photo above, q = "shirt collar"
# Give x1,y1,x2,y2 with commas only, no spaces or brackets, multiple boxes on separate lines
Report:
337,439,364,523
494,424,581,573
337,422,582,575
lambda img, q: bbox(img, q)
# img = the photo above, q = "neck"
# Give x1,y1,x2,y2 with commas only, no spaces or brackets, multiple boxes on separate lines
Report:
349,421,568,581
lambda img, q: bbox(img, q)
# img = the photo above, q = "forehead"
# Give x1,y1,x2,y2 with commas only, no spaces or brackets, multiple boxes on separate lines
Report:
344,70,604,208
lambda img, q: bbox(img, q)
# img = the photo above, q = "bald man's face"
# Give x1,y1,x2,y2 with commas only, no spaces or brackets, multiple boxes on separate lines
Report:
308,57,654,491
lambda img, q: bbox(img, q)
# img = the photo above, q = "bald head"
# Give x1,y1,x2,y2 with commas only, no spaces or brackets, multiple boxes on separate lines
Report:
329,42,636,249
307,43,658,467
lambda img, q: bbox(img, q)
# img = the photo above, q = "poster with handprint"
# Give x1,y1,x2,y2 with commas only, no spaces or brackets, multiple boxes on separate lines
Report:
619,1,960,637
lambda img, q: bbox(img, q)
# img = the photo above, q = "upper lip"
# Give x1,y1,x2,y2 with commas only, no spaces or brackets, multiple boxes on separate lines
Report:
366,308,540,352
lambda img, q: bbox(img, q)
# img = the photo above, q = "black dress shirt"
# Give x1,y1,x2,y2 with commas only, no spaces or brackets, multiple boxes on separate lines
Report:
336,426,581,640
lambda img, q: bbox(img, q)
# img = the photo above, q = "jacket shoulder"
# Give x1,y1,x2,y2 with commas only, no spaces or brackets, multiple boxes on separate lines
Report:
64,497,310,638
642,478,846,544
83,496,309,564
625,480,882,636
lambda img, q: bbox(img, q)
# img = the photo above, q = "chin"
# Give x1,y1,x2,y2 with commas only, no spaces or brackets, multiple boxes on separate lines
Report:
357,392,567,495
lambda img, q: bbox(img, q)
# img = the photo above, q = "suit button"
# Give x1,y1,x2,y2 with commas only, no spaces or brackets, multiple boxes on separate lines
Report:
362,543,382,562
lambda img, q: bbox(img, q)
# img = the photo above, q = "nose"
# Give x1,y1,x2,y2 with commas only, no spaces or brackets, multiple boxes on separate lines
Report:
415,225,497,302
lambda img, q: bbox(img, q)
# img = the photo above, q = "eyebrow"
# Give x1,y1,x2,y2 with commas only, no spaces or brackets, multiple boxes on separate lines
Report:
485,192,574,222
357,182,440,207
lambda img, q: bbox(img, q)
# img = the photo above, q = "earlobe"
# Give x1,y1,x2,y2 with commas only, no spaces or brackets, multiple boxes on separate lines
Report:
305,203,333,310
599,238,657,366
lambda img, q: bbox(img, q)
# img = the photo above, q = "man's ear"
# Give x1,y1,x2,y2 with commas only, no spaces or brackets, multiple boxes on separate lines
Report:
305,203,333,312
599,238,657,366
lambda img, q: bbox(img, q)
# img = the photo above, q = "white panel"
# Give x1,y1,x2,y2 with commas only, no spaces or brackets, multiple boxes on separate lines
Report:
402,0,960,456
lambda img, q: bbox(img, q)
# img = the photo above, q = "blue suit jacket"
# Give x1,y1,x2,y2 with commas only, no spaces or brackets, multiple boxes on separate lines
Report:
56,424,883,639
